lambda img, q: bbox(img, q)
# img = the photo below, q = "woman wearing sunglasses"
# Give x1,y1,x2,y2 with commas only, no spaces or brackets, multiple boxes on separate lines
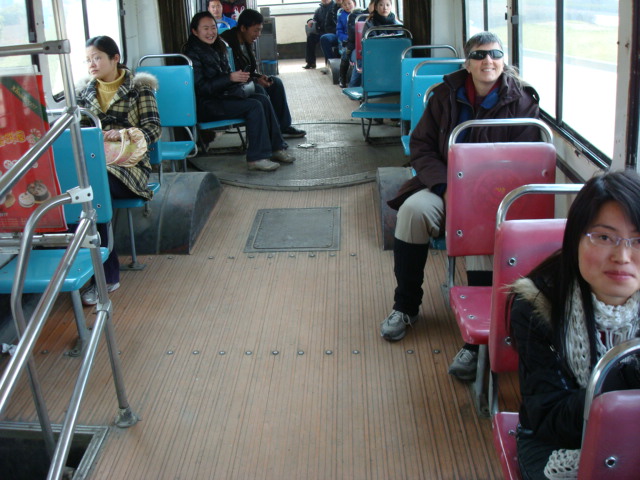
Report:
510,170,640,479
381,32,541,378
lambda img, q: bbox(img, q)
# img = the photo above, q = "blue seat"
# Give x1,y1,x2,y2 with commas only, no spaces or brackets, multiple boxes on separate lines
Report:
136,53,198,172
0,127,112,356
110,142,161,270
348,28,412,142
400,58,463,155
399,45,460,134
197,46,246,152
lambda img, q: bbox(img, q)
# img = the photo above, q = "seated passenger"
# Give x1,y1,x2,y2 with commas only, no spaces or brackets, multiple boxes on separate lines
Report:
221,9,306,139
510,170,640,480
75,35,161,305
304,0,337,70
380,32,541,381
336,0,356,87
208,0,236,32
341,5,366,88
184,12,294,172
348,0,392,87
319,0,344,63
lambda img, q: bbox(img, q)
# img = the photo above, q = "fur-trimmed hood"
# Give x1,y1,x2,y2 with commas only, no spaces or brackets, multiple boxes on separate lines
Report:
511,277,552,326
75,70,158,94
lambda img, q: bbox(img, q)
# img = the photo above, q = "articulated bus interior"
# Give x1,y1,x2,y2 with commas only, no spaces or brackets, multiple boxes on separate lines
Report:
0,0,639,478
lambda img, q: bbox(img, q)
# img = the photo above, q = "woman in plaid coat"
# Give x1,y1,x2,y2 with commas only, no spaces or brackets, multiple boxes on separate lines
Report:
76,35,161,305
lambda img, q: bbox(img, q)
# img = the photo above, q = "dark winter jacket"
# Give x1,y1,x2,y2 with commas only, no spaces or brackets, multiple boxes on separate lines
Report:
183,34,234,119
511,276,640,448
313,1,337,35
221,27,259,76
362,12,401,38
388,68,541,210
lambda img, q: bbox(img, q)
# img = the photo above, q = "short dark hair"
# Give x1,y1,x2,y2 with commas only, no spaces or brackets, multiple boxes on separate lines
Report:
237,9,263,28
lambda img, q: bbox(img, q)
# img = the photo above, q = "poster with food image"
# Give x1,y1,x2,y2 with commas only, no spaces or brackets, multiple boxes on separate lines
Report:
0,72,66,232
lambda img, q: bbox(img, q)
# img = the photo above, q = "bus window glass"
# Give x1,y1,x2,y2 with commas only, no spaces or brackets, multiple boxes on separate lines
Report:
520,1,557,118
43,0,120,96
0,0,31,69
487,0,507,55
466,0,484,36
561,1,617,157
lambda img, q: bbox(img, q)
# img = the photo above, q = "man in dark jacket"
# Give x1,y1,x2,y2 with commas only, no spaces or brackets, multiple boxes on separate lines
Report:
303,0,337,69
381,32,541,382
221,9,306,139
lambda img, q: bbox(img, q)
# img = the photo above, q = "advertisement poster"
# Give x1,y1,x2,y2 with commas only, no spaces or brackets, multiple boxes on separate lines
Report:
0,73,66,232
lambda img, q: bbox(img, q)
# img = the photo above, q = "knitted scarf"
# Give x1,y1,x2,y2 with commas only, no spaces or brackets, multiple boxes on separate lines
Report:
544,284,640,479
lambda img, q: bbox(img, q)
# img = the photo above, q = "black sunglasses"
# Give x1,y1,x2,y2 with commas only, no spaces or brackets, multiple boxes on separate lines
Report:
468,49,504,60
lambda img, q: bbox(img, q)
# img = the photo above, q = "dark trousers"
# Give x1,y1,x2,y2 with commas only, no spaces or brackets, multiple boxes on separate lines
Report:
516,427,560,480
305,33,321,64
392,239,429,316
199,94,285,162
256,78,292,132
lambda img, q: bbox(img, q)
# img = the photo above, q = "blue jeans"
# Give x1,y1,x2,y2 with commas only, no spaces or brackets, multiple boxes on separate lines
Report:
320,33,339,60
199,94,285,162
256,78,292,132
348,50,361,87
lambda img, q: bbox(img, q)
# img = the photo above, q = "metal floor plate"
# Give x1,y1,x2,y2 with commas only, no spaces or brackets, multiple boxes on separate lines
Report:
244,207,340,252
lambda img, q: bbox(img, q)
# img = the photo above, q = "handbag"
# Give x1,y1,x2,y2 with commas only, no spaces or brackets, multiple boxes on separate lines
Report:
103,127,148,167
222,80,255,99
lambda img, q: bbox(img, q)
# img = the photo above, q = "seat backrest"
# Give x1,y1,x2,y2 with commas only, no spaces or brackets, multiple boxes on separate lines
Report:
409,76,442,131
354,15,368,60
52,127,112,224
136,64,196,128
361,35,412,94
488,218,566,373
577,389,640,479
401,57,461,123
446,142,557,257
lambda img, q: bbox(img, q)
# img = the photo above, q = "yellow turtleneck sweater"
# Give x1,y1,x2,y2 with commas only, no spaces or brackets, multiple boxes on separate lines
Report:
95,69,126,112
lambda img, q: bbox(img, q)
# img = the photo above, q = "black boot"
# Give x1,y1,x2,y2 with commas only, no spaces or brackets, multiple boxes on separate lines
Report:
339,58,350,88
392,238,429,316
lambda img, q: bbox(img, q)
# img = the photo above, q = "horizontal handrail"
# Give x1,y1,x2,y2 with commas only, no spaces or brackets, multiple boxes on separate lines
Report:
0,40,70,57
137,53,192,67
363,26,412,40
448,118,554,148
497,183,583,225
411,58,464,79
48,107,102,130
401,44,459,60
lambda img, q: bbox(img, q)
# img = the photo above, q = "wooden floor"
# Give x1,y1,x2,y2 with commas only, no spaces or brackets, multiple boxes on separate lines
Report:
1,60,519,479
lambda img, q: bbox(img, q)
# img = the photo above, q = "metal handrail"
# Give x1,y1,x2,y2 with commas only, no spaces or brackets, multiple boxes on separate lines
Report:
581,338,640,444
448,118,554,148
497,184,583,225
411,59,464,80
401,44,459,60
363,25,412,40
137,53,193,67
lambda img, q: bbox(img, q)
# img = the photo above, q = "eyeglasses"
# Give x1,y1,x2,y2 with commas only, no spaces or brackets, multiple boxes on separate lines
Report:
84,54,106,65
468,49,504,61
585,232,640,251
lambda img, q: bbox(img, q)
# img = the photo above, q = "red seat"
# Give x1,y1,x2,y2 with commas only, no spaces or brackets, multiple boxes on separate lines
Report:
448,142,556,346
578,390,640,479
492,412,522,480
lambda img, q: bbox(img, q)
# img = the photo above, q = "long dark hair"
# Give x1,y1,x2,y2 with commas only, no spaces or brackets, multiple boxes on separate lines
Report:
524,169,640,368
188,11,226,55
86,36,125,69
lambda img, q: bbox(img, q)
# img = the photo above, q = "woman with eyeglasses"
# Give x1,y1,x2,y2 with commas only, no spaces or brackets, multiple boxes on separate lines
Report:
381,32,540,378
76,35,161,305
510,170,640,479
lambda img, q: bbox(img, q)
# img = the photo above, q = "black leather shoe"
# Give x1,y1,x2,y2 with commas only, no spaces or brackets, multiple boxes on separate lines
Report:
281,126,306,138
302,63,316,69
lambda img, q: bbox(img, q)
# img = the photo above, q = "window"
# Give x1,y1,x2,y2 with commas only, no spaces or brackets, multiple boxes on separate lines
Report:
467,0,619,161
42,0,122,96
0,0,31,69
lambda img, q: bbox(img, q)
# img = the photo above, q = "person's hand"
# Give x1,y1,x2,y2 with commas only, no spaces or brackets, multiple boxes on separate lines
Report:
103,130,120,141
256,75,272,87
230,70,250,83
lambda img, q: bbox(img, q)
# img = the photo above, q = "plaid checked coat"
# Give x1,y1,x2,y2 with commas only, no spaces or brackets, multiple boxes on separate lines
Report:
76,69,161,200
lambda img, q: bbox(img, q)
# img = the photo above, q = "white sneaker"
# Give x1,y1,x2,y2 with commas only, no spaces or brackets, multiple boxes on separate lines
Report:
81,282,120,306
247,159,280,171
271,150,296,163
448,347,479,381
